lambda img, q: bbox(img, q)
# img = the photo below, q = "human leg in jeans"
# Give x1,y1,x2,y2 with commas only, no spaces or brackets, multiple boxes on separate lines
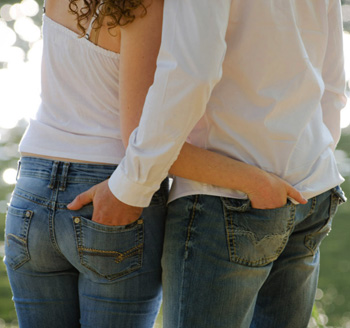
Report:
4,157,168,328
162,188,345,328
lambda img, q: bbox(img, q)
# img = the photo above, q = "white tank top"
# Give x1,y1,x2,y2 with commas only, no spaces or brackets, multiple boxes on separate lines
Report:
19,14,124,164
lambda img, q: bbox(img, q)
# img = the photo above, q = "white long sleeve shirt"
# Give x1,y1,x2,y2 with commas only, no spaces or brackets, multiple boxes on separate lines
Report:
109,0,347,207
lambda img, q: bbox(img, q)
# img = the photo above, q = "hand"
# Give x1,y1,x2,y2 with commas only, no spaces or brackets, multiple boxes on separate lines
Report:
245,171,308,209
67,180,143,226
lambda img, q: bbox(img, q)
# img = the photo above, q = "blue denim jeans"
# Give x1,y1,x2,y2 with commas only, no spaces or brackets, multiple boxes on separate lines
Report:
162,187,346,328
4,157,168,328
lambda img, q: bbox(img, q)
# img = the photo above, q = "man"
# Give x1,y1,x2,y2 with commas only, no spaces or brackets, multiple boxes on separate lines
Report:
71,0,347,327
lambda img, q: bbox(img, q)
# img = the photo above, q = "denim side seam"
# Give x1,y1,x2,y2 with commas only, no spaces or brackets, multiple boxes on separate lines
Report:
184,195,199,258
177,195,199,328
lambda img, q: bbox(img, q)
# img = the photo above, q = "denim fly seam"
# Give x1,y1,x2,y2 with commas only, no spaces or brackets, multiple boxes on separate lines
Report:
222,198,297,267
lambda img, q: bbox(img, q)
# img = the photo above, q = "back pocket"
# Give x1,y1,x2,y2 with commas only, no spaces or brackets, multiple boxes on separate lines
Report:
5,206,33,270
73,216,144,281
222,198,295,267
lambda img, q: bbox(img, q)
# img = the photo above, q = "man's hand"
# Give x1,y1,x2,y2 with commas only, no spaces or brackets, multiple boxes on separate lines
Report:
67,180,143,226
246,171,308,209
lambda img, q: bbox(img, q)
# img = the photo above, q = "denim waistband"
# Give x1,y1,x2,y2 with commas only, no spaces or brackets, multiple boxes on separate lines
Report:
18,157,118,191
17,157,169,199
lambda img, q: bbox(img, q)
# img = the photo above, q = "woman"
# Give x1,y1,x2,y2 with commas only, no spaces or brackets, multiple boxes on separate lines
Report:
4,0,305,327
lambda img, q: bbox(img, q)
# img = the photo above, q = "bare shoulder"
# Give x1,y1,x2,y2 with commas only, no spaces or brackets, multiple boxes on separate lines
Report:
44,0,87,34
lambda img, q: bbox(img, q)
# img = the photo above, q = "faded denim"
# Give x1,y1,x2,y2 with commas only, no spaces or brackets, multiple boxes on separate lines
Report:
4,157,168,328
162,187,346,328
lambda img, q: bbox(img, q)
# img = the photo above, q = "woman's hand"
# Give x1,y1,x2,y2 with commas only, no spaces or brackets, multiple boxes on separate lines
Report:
67,180,143,226
245,171,308,209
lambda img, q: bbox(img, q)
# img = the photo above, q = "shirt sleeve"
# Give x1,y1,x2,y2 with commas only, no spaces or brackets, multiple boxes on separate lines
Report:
108,0,232,207
321,0,347,150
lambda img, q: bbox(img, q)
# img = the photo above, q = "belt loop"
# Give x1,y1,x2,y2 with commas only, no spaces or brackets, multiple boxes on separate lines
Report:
59,162,70,191
16,160,22,181
48,161,59,189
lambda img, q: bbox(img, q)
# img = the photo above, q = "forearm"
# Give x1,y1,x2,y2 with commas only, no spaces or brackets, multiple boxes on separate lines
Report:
170,142,308,207
169,142,268,195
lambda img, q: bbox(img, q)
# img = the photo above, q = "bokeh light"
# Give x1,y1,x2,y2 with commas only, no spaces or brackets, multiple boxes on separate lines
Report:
0,20,16,48
2,168,17,185
0,4,13,22
20,0,39,17
14,17,41,42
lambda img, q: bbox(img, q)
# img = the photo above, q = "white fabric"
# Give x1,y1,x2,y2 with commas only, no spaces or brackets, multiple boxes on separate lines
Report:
19,15,124,164
109,0,347,207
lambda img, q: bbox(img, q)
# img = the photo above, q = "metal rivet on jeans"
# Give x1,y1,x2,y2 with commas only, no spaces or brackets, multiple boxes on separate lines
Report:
74,217,80,224
25,211,31,218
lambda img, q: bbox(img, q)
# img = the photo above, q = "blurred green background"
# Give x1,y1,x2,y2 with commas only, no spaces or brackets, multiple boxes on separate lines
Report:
0,0,350,327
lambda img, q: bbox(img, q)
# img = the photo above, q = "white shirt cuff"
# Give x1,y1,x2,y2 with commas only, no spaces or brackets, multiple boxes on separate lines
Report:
108,167,157,207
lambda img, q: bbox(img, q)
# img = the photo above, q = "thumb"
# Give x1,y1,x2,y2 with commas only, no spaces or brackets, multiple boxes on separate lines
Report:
286,185,308,205
67,189,94,210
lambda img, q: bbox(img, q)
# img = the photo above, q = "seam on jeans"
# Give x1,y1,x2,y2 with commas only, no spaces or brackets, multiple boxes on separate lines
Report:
13,188,51,208
305,196,317,218
223,203,234,261
48,189,66,259
184,195,198,255
177,195,198,328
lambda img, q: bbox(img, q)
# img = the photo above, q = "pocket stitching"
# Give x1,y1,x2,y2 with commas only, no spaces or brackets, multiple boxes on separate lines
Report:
5,207,33,270
304,191,340,255
224,204,295,267
73,216,144,281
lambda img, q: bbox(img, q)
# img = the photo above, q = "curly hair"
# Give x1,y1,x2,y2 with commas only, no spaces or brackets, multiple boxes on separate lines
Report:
68,0,147,36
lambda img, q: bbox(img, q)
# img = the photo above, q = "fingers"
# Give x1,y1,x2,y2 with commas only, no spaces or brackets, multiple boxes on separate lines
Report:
286,185,308,204
67,189,94,210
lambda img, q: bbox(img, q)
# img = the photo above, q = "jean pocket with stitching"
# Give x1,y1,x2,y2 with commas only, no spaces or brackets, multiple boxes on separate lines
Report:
4,205,34,270
304,186,346,255
222,198,295,267
73,216,144,282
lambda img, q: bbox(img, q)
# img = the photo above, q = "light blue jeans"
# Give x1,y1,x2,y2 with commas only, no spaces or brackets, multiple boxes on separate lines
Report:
162,187,346,328
4,157,168,328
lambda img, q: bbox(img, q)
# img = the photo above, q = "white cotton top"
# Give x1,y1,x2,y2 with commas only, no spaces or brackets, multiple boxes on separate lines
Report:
109,0,347,207
19,15,124,164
